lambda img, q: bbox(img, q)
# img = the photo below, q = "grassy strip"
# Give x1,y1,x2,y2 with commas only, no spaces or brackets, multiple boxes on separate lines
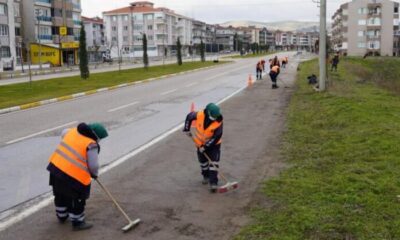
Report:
0,61,225,109
235,58,400,239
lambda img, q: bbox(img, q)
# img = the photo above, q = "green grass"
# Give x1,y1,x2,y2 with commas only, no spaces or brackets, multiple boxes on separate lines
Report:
235,57,400,239
0,61,225,109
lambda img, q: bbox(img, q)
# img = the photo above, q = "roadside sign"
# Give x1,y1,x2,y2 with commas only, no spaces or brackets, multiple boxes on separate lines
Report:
60,27,67,36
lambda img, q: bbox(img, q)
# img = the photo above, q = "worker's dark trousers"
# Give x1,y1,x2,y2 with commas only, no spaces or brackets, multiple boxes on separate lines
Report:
197,146,221,185
256,68,262,80
54,193,86,226
269,72,278,88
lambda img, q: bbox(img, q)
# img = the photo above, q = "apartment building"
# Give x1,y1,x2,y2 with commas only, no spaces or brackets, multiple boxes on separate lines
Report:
332,0,400,56
21,0,81,66
82,16,106,62
215,25,235,51
103,1,193,58
0,0,20,71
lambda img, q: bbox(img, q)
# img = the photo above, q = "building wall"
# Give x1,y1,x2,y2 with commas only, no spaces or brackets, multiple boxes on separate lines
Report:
336,0,398,56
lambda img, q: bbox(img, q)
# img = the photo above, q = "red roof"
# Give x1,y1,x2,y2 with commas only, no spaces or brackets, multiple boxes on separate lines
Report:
81,16,103,24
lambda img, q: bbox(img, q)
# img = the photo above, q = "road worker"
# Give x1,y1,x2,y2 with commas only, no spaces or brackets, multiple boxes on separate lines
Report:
270,56,280,69
331,53,339,72
47,122,108,231
281,56,288,68
269,65,280,89
183,103,223,193
256,60,264,80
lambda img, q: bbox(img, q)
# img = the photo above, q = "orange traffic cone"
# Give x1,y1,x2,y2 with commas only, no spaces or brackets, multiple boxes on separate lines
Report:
247,74,253,87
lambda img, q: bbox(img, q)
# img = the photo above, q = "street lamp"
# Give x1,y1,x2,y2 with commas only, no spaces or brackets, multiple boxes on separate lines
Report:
35,9,42,70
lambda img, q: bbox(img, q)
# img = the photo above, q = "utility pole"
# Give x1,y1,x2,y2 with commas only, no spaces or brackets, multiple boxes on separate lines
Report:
35,9,42,70
319,0,327,91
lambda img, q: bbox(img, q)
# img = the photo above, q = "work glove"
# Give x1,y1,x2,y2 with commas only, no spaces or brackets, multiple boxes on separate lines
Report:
199,146,206,153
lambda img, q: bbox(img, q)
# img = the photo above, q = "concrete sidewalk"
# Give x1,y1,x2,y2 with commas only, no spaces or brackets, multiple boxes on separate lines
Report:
0,58,301,240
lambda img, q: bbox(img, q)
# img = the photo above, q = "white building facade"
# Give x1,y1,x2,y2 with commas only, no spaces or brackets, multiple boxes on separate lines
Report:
103,1,193,58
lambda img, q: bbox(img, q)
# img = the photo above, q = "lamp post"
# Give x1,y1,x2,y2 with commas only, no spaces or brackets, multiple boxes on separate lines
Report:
319,0,327,91
35,9,42,70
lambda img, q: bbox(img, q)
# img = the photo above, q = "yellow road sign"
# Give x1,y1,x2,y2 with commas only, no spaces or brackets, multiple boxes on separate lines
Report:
60,27,67,36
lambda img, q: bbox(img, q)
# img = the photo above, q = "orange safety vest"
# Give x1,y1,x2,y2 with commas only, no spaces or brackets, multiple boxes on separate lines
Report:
191,110,222,148
49,128,95,186
271,66,280,73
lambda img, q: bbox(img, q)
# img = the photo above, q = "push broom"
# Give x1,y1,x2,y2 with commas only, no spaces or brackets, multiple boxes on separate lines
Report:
202,152,239,193
186,133,238,193
95,179,141,232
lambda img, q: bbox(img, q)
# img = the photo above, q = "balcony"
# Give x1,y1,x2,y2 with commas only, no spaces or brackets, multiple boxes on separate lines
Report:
36,16,52,22
38,35,52,40
35,0,51,5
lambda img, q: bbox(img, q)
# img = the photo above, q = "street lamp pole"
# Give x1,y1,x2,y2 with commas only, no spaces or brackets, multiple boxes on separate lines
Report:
319,0,327,91
35,10,42,70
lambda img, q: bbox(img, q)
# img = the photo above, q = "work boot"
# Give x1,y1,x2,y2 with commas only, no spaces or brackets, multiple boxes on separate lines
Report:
72,221,93,231
209,184,218,193
202,176,209,185
57,216,68,224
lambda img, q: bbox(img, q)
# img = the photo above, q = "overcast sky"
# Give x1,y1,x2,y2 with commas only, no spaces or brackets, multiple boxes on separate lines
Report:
82,0,351,23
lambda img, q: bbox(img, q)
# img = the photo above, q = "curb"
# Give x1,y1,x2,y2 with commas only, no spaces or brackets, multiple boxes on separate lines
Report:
0,63,231,115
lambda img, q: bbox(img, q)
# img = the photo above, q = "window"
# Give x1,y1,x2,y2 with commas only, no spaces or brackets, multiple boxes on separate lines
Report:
112,26,117,31
357,42,366,48
368,18,381,26
358,8,366,14
112,16,117,22
15,27,21,36
0,25,9,36
0,4,7,16
112,36,117,41
14,3,20,17
147,25,153,30
148,35,153,40
123,15,128,21
123,36,128,42
145,14,153,20
123,26,128,31
358,19,366,25
133,25,142,31
0,47,11,58
51,8,62,17
395,6,399,13
358,31,365,37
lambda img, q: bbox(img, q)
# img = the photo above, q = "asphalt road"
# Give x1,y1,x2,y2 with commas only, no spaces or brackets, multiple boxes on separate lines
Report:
0,53,299,218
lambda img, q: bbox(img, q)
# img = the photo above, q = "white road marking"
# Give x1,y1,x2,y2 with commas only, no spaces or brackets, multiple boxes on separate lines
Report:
107,101,140,113
203,64,252,82
6,121,78,145
185,82,199,87
161,88,178,95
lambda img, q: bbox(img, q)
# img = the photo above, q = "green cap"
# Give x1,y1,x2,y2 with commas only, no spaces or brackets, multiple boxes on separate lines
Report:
205,103,221,118
88,123,109,140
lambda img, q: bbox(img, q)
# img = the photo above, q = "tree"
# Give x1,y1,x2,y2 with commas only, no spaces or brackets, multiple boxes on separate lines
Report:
177,37,182,65
233,33,238,51
79,23,89,79
142,33,149,69
200,38,205,62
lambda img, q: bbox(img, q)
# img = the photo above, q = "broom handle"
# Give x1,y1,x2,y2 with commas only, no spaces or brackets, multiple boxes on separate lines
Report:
95,179,132,223
186,134,229,183
203,152,229,183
